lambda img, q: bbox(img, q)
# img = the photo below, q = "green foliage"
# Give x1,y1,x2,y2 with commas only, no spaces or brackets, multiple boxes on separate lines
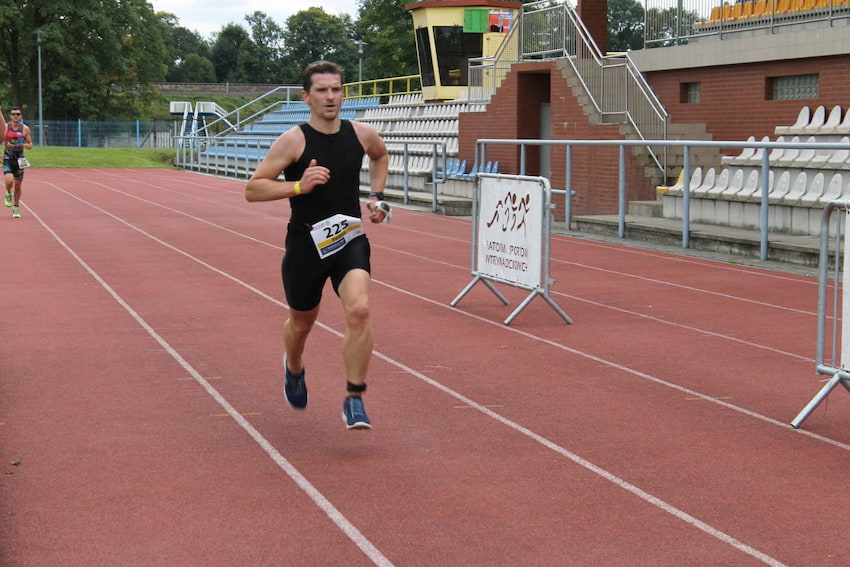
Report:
238,12,287,83
0,0,171,120
284,8,357,79
646,5,702,47
608,0,645,52
170,53,216,82
210,23,249,82
356,0,418,79
159,11,212,81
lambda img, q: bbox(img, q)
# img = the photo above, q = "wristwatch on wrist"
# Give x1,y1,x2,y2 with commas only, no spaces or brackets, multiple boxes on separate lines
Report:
368,191,385,200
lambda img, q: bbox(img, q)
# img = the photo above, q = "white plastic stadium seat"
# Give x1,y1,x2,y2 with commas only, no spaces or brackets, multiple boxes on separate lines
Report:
768,171,793,204
776,106,810,135
836,110,850,136
733,170,762,201
780,171,809,205
794,172,826,207
814,173,846,206
802,105,827,135
792,136,818,167
819,105,843,134
718,168,745,199
725,136,756,165
693,167,717,196
827,137,850,170
706,168,733,198
776,136,801,166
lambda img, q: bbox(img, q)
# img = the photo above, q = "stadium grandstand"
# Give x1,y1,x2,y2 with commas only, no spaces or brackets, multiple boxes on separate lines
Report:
172,0,850,264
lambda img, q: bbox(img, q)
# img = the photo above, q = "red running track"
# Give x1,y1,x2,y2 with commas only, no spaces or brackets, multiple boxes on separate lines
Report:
2,168,849,566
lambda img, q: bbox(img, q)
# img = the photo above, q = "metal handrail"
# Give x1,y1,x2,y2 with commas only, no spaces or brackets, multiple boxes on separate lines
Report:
202,85,302,139
473,0,669,172
476,136,850,261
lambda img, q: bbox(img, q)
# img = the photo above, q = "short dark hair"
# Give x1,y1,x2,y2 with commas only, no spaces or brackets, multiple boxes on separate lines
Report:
10,106,21,113
301,61,344,92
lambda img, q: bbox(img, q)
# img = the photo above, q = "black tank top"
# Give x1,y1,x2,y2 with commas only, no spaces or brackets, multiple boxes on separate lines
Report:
283,120,365,229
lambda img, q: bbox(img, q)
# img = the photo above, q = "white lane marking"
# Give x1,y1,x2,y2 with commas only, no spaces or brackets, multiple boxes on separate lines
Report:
41,174,816,362
24,201,394,567
376,222,819,316
33,186,806,565
378,245,815,363
39,182,847,450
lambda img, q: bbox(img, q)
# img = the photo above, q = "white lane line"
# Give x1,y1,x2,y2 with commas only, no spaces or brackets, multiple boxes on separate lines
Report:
377,245,814,363
24,202,394,567
378,222,819,316
47,176,282,250
33,186,804,565
41,182,847,452
42,174,817,361
370,349,789,567
59,168,819,290
365,213,819,285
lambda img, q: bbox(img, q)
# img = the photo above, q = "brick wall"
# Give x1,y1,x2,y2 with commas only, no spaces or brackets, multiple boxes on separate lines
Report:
646,55,850,150
460,60,653,217
577,0,608,53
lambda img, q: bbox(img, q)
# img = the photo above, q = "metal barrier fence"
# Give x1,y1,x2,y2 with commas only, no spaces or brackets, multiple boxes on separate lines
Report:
645,0,850,47
475,136,850,261
791,200,850,428
451,173,572,325
30,119,175,148
174,135,449,211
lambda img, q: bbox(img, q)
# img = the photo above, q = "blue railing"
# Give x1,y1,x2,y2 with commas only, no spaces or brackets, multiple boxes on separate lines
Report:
29,119,175,148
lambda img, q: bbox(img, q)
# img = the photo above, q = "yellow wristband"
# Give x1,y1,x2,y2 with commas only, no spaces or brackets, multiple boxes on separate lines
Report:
293,181,301,196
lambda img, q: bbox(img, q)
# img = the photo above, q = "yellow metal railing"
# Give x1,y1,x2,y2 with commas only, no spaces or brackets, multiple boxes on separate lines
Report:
343,75,422,99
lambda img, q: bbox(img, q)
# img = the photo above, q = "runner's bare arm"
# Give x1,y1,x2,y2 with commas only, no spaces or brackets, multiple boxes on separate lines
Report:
245,129,329,202
23,125,33,149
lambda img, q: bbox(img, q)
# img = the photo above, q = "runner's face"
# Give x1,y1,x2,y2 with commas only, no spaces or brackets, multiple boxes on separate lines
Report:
304,73,343,121
10,111,21,125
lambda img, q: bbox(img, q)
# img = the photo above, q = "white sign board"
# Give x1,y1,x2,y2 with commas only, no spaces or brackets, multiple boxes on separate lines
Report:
476,176,543,289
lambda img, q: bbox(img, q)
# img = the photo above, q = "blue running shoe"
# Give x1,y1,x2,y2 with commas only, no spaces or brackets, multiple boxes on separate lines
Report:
342,396,371,430
283,356,307,410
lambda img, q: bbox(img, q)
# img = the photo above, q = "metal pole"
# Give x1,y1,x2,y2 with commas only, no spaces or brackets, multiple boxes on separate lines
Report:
682,146,690,249
355,41,364,82
618,144,626,238
36,29,44,146
760,149,770,260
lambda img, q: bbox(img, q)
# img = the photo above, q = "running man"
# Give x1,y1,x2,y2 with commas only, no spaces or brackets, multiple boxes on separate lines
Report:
4,107,33,219
245,61,389,429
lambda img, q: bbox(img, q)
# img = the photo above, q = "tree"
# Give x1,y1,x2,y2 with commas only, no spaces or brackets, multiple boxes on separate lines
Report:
237,11,286,83
645,5,702,47
157,11,212,81
171,53,216,82
283,8,357,79
608,0,645,52
355,0,418,80
210,23,249,82
0,0,170,120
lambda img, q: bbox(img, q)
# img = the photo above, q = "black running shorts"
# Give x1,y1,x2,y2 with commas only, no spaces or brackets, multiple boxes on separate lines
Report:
282,231,371,311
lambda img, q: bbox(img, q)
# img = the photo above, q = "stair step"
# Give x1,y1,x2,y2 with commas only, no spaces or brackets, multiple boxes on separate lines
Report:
628,199,664,218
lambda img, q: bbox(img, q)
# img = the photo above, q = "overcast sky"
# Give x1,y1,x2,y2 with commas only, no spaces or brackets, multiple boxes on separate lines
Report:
148,0,361,38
